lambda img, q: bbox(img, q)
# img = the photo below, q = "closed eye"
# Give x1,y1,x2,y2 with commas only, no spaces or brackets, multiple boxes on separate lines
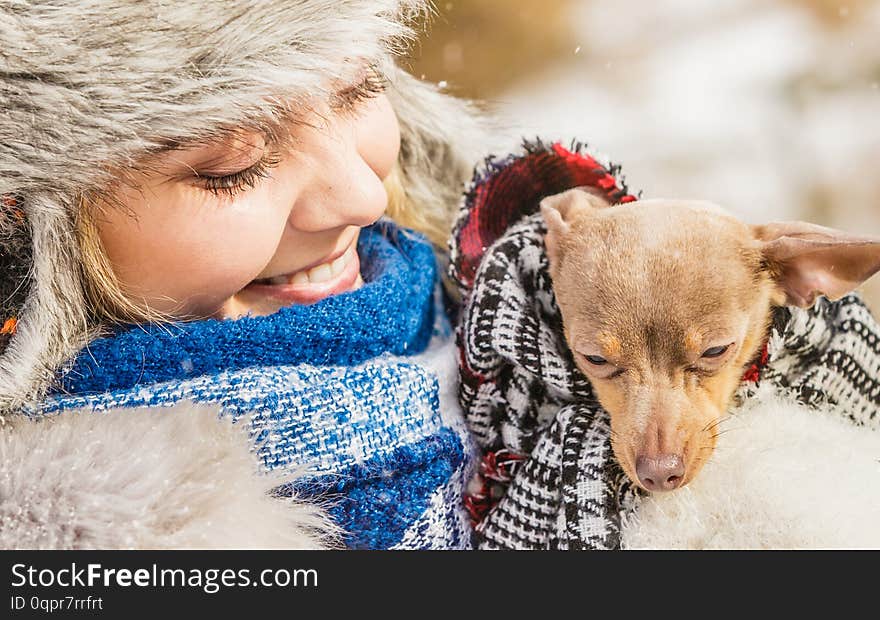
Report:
576,352,625,380
198,153,281,197
332,65,387,112
702,344,730,358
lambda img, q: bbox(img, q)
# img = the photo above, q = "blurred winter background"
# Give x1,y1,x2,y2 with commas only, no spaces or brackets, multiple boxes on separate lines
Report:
408,0,880,310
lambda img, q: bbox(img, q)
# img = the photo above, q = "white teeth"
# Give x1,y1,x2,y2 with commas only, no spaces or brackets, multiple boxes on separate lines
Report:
330,255,346,277
257,246,356,287
307,263,333,283
291,271,310,285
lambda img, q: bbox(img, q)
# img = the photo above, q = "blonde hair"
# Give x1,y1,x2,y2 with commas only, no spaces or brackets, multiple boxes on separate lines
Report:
75,194,174,325
382,162,451,248
76,161,454,325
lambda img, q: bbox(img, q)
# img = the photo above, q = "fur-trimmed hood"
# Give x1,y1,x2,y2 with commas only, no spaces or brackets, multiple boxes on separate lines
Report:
0,0,426,199
0,0,488,413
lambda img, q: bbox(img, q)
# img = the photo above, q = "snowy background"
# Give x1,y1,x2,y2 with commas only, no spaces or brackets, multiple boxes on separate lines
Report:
410,0,880,310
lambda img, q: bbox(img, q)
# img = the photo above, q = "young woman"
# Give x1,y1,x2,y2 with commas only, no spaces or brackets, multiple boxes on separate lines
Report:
0,0,490,549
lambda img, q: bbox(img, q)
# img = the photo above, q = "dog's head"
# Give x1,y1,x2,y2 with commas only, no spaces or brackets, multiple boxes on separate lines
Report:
541,188,880,492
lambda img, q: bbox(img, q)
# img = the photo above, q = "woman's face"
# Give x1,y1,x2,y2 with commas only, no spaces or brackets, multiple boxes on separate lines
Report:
96,82,400,320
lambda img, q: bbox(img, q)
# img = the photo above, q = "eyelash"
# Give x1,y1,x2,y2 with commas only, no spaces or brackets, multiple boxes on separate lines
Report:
332,67,388,112
199,152,281,198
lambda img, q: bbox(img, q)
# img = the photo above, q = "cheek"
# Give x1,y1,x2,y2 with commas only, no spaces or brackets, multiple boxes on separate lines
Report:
681,384,723,435
678,384,727,481
591,379,627,420
590,378,641,464
98,183,286,317
355,94,400,180
700,365,745,412
593,380,641,479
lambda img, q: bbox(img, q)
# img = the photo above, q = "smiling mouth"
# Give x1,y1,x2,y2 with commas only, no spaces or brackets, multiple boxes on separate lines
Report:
252,245,357,286
245,242,363,305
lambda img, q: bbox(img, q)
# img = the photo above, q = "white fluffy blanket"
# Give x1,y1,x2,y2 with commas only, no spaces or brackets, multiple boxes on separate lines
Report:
3,391,878,549
0,403,337,549
622,387,880,549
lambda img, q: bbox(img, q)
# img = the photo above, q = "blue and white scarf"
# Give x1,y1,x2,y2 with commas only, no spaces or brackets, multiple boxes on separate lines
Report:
34,221,476,550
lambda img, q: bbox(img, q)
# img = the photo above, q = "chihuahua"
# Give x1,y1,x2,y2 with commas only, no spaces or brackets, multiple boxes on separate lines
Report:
541,188,880,493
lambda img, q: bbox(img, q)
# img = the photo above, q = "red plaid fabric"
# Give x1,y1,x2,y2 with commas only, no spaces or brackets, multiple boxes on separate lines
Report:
451,141,638,293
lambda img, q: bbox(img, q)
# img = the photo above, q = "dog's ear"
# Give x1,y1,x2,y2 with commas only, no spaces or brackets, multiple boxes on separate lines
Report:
540,188,610,264
754,221,880,308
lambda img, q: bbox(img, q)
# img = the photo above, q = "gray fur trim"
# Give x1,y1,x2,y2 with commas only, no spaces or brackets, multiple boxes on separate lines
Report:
0,194,93,413
1,0,425,197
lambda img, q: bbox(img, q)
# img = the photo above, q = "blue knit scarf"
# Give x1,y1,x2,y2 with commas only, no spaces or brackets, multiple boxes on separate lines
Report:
36,221,475,550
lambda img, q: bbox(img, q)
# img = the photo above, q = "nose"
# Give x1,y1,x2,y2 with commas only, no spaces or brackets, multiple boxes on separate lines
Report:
635,454,685,492
285,96,396,234
288,147,389,232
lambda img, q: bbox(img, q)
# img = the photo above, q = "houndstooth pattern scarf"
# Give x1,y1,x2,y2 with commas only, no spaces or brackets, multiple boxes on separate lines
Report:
450,140,880,550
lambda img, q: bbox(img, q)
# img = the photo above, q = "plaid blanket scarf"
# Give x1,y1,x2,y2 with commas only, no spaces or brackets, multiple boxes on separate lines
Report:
31,221,477,550
449,140,880,550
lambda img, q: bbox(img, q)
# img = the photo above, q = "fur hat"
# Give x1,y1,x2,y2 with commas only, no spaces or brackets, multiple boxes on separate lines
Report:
0,0,487,413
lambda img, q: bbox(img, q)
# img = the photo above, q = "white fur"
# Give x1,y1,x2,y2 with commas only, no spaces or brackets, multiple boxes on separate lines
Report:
0,402,338,549
622,388,880,549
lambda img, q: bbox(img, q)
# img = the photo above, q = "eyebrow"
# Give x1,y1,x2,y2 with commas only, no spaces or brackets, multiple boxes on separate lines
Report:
162,132,268,171
151,125,274,156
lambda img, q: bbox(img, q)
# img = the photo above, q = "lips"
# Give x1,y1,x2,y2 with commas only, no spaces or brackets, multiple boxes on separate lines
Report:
244,243,363,305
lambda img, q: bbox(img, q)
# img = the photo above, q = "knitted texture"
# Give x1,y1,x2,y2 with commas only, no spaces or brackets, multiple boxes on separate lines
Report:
56,224,436,394
34,222,477,550
758,297,880,428
449,139,880,550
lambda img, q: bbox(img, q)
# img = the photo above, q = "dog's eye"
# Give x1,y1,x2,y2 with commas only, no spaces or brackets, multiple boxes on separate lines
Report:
702,345,729,358
584,355,608,366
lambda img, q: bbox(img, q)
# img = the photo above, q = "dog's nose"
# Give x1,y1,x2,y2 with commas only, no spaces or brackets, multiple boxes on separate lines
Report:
635,454,685,492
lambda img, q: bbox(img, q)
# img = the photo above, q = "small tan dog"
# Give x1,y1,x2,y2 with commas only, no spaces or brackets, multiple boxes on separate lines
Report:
541,188,880,493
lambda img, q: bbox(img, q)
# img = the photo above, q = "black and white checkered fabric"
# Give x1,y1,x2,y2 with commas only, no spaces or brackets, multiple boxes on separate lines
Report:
760,296,880,429
453,153,880,550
